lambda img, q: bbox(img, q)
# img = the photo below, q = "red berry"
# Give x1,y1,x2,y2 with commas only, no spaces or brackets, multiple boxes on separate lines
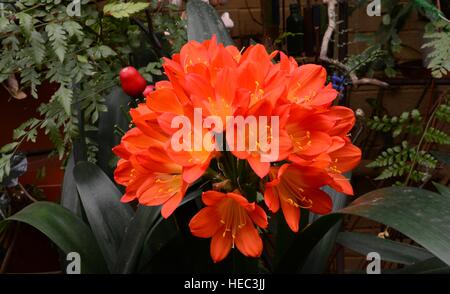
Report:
119,66,147,98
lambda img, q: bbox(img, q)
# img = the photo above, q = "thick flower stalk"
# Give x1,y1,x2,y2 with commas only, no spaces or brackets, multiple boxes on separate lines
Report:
113,36,361,262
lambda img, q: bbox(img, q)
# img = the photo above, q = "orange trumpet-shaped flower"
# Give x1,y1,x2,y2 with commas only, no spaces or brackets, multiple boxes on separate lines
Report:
226,99,292,178
286,64,338,108
264,164,333,232
112,120,189,218
286,104,335,162
326,142,362,195
115,37,362,258
189,191,268,263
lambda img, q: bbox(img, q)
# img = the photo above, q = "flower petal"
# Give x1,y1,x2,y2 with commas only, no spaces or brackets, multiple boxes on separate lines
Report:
189,207,221,238
210,231,232,263
307,189,333,215
235,221,263,258
247,155,270,178
264,185,280,213
280,197,300,232
161,190,184,218
202,191,226,206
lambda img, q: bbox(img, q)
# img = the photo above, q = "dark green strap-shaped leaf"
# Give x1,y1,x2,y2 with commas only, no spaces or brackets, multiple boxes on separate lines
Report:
113,205,161,273
336,232,433,265
433,182,450,197
94,86,131,178
338,187,450,266
114,189,202,274
186,0,234,46
74,161,133,272
277,187,450,272
2,201,107,273
394,257,450,274
275,214,343,272
60,151,83,217
300,184,348,273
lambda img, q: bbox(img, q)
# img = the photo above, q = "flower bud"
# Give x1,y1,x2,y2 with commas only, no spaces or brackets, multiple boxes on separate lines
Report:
143,85,155,98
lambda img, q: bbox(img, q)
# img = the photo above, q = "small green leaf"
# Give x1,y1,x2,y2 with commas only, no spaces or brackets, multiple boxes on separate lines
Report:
63,20,84,39
53,85,73,116
30,30,46,64
0,142,19,153
103,2,149,18
17,12,33,38
45,23,67,62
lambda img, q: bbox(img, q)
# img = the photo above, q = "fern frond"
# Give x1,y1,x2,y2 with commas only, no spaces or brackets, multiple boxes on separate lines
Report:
424,127,450,145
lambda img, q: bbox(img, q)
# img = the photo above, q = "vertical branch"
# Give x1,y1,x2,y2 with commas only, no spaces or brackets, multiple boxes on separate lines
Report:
320,0,389,88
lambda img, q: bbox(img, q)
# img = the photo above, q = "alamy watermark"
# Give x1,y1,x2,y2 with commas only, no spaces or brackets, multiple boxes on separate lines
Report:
66,252,81,274
67,0,81,17
170,108,280,162
366,252,381,274
367,0,381,17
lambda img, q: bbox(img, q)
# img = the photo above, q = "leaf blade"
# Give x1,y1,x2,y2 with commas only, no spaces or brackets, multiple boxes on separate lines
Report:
336,232,433,265
186,0,234,46
2,201,107,273
74,161,133,272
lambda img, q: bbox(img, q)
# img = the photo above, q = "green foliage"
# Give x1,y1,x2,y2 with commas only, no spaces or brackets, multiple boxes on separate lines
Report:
273,31,303,46
140,61,163,83
411,0,449,22
103,2,149,19
422,20,450,78
424,127,450,145
46,22,68,63
353,0,448,79
0,0,186,182
367,141,437,170
277,187,450,272
352,0,414,78
367,102,450,185
367,109,422,137
345,45,388,77
435,103,450,123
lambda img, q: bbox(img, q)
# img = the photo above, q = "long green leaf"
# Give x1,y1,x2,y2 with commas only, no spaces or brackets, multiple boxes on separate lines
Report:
95,86,130,178
113,205,160,273
74,161,133,272
300,184,348,273
114,189,202,273
277,186,450,272
338,187,450,266
336,232,433,265
186,0,234,46
275,214,343,272
60,151,83,217
433,182,450,197
2,202,107,273
394,257,450,274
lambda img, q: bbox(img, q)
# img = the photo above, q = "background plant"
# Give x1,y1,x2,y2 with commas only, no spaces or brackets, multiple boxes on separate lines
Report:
351,0,449,78
366,93,450,186
0,0,186,182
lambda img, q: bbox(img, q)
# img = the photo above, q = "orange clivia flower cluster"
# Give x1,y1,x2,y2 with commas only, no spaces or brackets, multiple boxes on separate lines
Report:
113,37,361,263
